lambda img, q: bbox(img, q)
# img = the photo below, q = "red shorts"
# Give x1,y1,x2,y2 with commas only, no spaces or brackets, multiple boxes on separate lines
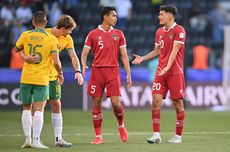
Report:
152,73,185,100
87,67,121,97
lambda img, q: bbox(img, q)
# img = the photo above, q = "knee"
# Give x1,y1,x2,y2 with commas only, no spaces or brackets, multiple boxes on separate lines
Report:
23,104,32,110
112,102,121,109
92,97,102,107
50,100,61,112
152,99,162,109
173,100,184,112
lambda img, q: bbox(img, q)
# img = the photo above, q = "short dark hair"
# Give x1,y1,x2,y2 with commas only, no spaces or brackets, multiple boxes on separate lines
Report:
56,15,76,29
100,7,116,21
33,11,47,24
160,5,178,17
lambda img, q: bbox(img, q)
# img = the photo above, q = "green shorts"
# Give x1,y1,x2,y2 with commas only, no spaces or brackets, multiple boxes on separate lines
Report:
19,84,49,104
49,80,61,100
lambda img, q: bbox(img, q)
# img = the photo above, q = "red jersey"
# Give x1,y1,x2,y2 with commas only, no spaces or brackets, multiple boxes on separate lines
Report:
84,25,126,67
155,22,186,75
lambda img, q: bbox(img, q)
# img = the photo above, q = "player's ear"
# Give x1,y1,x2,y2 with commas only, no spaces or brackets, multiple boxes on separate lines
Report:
45,19,48,26
32,19,35,28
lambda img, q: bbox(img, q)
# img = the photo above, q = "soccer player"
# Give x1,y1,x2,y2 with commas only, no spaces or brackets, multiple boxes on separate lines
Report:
81,7,132,144
132,5,186,144
20,15,84,148
15,11,63,149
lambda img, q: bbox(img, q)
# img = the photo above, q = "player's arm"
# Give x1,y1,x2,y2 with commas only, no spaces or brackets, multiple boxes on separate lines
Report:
132,44,160,64
81,46,91,76
18,49,40,64
50,51,64,85
120,46,132,88
67,48,84,85
158,42,183,75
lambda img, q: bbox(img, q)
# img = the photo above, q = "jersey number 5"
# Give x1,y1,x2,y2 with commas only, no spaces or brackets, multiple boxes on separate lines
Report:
98,40,104,49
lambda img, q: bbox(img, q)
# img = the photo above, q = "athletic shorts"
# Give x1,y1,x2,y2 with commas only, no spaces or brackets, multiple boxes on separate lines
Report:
87,67,121,97
49,80,61,100
19,83,49,104
152,73,185,100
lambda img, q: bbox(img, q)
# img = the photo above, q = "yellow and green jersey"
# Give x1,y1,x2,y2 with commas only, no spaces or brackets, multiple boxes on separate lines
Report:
45,28,75,81
16,28,58,86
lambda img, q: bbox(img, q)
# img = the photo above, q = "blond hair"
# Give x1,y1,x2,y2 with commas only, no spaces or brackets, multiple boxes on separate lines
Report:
56,15,77,29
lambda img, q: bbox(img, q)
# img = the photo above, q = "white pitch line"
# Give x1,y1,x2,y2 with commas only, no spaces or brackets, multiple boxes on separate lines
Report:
1,131,230,137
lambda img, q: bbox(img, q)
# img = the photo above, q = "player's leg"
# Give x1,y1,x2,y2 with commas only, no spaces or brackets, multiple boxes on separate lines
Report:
147,94,164,144
87,67,105,144
167,99,184,144
167,74,185,144
147,75,167,144
110,96,128,142
32,85,49,149
106,67,128,142
49,80,72,148
91,96,103,144
19,84,33,148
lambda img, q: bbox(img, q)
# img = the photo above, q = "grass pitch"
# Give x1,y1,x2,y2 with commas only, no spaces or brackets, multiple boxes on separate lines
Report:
0,109,230,152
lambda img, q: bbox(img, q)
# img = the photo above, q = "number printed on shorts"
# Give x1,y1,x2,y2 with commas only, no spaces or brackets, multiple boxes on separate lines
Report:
152,83,161,91
91,85,96,94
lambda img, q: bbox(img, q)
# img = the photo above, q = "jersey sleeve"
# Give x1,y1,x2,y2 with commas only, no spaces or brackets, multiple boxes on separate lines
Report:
15,32,25,51
66,35,74,50
174,27,186,44
119,31,126,48
49,36,58,54
155,29,160,46
84,32,92,48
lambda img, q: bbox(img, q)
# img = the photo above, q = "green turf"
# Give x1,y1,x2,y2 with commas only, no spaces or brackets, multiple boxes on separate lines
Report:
0,110,230,152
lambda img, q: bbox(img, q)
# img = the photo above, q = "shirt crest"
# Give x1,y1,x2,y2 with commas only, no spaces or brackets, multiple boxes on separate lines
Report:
169,33,173,39
112,34,118,40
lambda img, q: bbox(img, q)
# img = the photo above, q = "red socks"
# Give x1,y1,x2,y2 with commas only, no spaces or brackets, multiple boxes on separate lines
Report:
113,104,124,126
152,109,160,132
176,111,185,136
152,109,185,136
92,106,102,136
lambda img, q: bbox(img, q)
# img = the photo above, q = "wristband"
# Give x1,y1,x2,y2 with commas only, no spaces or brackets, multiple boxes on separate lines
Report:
75,70,82,74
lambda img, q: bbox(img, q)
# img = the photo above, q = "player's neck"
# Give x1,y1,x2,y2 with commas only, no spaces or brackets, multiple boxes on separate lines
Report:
34,25,45,30
51,27,61,37
165,21,174,30
35,27,45,30
101,23,112,31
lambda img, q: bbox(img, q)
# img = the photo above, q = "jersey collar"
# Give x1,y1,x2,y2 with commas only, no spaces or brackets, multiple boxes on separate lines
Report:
163,22,176,32
98,25,114,33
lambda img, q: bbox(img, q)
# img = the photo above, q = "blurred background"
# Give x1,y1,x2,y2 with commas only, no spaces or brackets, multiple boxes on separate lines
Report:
0,0,230,111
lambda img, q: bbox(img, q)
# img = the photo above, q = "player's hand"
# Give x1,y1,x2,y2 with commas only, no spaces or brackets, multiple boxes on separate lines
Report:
25,54,40,64
74,72,84,85
132,54,143,64
158,67,169,76
126,74,132,89
82,66,88,77
32,54,40,63
57,72,64,85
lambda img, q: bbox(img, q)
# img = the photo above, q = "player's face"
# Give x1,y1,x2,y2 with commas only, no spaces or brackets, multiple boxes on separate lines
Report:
158,10,171,25
60,27,73,36
107,10,117,26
